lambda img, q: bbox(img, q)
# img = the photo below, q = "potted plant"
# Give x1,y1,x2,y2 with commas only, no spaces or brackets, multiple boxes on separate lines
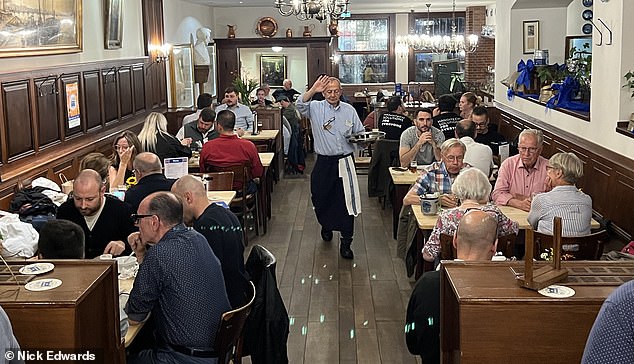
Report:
623,70,634,98
231,69,258,105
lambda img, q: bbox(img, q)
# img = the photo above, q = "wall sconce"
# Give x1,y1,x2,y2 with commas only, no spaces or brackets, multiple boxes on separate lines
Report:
271,46,283,53
148,43,172,63
330,53,340,64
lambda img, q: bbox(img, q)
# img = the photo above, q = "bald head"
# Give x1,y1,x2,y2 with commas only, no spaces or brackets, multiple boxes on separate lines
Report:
454,210,498,261
171,175,209,225
172,175,207,199
455,119,476,139
74,169,103,189
133,152,162,178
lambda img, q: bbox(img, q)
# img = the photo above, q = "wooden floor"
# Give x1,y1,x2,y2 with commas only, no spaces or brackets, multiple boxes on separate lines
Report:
243,154,420,364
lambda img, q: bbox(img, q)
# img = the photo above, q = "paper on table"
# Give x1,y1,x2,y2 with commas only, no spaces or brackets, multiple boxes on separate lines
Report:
164,157,188,179
499,143,510,163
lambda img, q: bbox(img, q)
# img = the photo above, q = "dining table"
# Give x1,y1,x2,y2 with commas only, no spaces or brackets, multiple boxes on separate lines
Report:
119,277,141,348
389,167,419,239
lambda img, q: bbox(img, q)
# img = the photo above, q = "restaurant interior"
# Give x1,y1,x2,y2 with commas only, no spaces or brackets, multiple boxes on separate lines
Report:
0,0,633,363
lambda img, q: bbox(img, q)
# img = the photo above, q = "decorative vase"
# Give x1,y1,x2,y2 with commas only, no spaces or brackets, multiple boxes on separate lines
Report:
286,28,293,38
227,25,236,39
328,20,338,36
303,24,315,37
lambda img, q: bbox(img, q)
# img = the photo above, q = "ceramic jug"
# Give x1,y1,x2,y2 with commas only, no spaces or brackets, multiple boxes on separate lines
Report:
303,24,315,37
227,25,236,39
286,28,293,38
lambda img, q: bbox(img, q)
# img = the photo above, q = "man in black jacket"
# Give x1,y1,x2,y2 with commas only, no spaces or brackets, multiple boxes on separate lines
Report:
125,153,176,211
57,169,135,258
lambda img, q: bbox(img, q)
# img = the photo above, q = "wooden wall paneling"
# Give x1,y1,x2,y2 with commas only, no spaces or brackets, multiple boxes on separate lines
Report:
0,183,16,211
82,71,103,131
307,43,330,86
118,66,133,119
2,81,34,160
158,64,167,106
60,74,82,139
215,47,238,99
132,65,146,113
613,171,634,235
0,81,4,166
51,159,76,186
103,69,119,124
33,77,60,148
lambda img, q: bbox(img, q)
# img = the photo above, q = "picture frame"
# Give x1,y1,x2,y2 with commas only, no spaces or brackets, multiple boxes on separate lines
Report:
0,0,82,58
260,55,286,87
105,0,123,49
565,35,592,61
523,20,540,54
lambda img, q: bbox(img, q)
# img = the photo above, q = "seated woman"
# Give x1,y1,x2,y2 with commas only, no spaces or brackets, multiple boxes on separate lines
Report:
459,91,479,119
423,167,519,262
528,152,592,236
80,152,113,191
138,112,192,163
108,132,142,190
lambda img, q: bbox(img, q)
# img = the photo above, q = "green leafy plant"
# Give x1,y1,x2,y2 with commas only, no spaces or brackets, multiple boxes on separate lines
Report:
231,70,258,105
623,71,634,98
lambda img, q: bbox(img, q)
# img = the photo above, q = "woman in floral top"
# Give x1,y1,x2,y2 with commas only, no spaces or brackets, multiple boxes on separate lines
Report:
423,168,519,262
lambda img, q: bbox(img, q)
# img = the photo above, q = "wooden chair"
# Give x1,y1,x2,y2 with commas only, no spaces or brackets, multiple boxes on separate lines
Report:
191,172,234,191
440,232,518,260
532,229,609,261
215,281,256,364
205,163,260,245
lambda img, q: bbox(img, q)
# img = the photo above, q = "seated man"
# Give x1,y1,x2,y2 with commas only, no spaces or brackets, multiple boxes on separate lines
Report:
528,152,592,236
251,88,273,107
57,169,135,258
124,153,176,212
492,129,548,211
432,94,462,140
378,96,414,140
399,108,445,168
182,92,213,126
175,108,218,150
278,95,305,174
125,192,230,363
199,110,263,194
455,119,493,176
172,175,251,308
216,86,254,135
403,139,468,209
272,79,300,102
38,219,85,259
472,106,507,160
406,210,499,364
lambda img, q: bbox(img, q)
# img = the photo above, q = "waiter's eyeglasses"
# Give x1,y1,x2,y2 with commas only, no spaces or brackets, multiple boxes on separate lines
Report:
323,116,335,131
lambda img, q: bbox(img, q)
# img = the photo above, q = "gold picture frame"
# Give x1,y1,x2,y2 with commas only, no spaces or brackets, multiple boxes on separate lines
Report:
260,55,286,87
523,20,539,54
105,0,123,49
0,0,82,57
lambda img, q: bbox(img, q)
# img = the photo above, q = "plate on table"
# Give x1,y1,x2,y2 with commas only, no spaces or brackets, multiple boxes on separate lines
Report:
346,131,386,143
24,278,62,291
538,285,575,298
19,262,55,275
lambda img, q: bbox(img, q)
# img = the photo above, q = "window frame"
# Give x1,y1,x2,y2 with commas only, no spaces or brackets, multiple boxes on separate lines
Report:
334,13,396,84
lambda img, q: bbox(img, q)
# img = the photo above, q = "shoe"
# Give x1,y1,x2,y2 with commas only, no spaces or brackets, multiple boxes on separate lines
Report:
321,228,333,242
340,240,354,260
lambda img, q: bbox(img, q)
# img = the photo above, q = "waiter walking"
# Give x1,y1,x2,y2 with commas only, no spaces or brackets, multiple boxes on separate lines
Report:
296,75,364,259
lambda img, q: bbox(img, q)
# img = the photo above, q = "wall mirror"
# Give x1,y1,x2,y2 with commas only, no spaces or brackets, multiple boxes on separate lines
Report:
169,44,195,108
239,47,307,97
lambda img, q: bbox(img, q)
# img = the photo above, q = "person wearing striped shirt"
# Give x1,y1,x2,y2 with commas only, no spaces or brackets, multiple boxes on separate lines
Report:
527,152,592,236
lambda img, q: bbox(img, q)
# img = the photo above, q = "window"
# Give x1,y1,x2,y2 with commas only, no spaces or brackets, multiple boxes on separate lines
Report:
407,12,466,82
336,14,395,84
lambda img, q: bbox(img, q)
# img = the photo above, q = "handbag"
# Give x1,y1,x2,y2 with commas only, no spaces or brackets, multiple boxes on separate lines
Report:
59,173,73,194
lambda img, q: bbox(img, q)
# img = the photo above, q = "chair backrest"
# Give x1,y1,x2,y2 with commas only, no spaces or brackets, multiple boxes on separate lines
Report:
215,281,256,364
206,163,252,194
193,172,234,191
533,230,609,261
440,232,517,260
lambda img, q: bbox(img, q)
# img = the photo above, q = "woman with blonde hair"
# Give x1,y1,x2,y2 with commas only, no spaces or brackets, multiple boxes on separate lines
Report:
137,112,191,163
459,91,479,119
108,131,142,190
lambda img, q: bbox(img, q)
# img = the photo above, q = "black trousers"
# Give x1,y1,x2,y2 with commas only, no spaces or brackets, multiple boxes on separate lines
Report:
311,154,354,240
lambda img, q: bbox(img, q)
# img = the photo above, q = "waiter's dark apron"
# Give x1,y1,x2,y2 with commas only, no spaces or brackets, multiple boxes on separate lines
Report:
311,154,354,238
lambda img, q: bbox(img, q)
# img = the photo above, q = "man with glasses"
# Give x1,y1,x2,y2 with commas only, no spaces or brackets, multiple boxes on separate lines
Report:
56,169,135,258
472,106,507,158
125,192,230,363
492,129,548,211
399,108,445,168
124,153,176,212
296,75,364,259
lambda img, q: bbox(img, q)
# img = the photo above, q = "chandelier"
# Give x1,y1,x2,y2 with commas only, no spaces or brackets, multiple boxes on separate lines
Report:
273,0,350,23
396,1,478,56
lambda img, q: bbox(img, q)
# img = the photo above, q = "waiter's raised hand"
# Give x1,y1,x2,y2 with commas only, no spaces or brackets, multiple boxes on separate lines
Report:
311,74,331,93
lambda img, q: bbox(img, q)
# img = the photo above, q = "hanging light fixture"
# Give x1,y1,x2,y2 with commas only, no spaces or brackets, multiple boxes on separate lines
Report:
273,0,350,23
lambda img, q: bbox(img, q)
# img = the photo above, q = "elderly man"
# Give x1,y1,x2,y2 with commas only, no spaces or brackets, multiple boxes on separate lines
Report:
182,93,213,126
279,95,305,173
171,175,251,308
399,108,445,168
406,210,499,364
404,138,468,208
528,152,592,236
216,86,254,135
492,129,548,211
57,169,135,258
125,192,230,363
296,75,364,259
124,152,176,211
176,108,218,150
455,119,493,176
272,79,300,102
377,96,413,140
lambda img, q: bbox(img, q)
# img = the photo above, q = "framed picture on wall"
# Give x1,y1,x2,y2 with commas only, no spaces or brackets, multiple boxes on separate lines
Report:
0,0,82,57
523,20,540,54
260,55,286,87
105,0,123,49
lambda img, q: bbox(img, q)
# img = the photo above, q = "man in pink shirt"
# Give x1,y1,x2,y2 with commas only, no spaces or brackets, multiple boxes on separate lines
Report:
491,129,548,211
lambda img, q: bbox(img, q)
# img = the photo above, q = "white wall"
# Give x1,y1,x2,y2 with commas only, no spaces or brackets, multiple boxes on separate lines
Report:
2,1,144,73
496,0,634,160
566,0,586,36
239,47,308,91
163,1,214,45
510,8,567,65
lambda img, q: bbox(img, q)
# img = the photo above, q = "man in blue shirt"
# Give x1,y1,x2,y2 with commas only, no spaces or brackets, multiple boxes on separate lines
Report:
125,192,230,363
216,86,254,136
296,75,364,259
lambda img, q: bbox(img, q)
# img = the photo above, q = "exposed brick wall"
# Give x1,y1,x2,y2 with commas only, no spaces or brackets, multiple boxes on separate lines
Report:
465,6,494,86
